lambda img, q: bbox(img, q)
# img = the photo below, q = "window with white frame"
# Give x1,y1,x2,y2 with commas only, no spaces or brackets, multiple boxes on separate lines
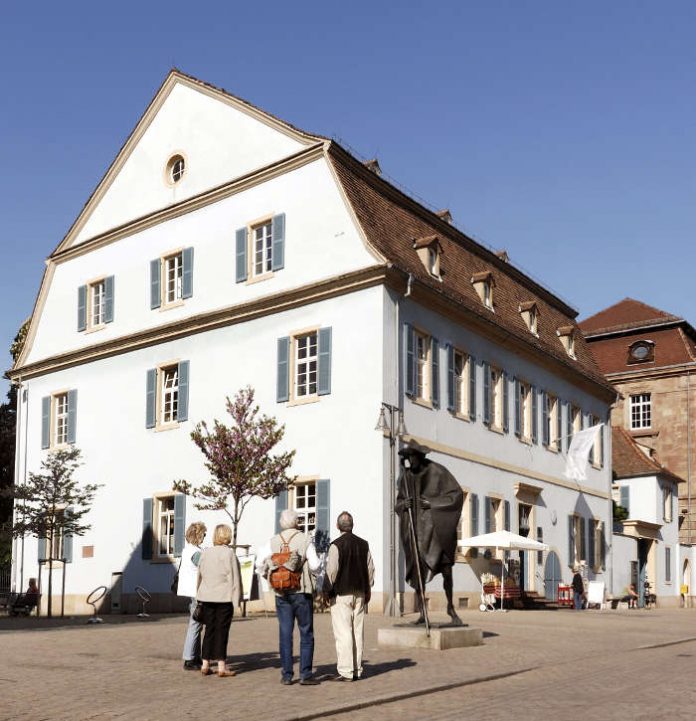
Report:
89,279,106,328
416,330,431,402
161,366,179,424
53,393,69,447
291,481,317,535
490,366,503,428
591,414,602,465
663,485,673,523
453,350,469,416
167,155,185,184
519,381,532,440
156,495,176,556
571,514,584,566
591,519,604,570
164,252,183,304
295,332,318,398
50,509,66,561
472,272,494,310
252,220,273,277
630,393,651,429
546,393,559,450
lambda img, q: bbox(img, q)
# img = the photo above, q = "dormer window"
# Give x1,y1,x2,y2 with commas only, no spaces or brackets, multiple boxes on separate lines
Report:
628,340,655,364
519,302,538,335
413,235,442,279
557,326,576,358
471,271,494,310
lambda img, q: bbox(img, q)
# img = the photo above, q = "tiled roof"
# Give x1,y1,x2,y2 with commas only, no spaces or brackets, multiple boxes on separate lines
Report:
579,298,680,336
588,327,696,375
612,427,684,484
328,144,614,398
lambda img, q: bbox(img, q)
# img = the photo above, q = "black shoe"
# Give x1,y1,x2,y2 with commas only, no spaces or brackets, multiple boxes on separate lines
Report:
300,677,320,685
183,660,202,671
330,674,352,682
281,677,293,685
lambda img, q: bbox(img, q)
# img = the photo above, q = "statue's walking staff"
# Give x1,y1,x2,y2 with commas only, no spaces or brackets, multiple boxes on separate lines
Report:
405,466,431,637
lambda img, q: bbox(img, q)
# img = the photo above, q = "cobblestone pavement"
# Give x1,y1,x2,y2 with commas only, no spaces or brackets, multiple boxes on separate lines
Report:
1,608,695,721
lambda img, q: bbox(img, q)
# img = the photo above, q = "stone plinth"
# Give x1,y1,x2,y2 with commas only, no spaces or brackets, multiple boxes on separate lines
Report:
378,623,483,650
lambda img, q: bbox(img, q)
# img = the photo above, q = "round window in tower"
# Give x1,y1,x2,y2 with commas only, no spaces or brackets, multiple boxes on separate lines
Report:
166,154,186,184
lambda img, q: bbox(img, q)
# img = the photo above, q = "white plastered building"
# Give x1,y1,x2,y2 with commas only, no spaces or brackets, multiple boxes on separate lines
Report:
9,71,617,615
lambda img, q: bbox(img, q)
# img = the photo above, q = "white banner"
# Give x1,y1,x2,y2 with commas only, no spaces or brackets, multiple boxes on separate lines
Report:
564,424,602,481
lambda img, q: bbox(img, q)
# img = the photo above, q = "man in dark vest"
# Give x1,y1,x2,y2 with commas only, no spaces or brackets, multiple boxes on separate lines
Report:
324,511,374,681
395,439,464,625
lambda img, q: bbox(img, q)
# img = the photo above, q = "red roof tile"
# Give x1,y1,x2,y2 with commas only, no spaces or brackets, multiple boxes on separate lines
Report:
612,427,684,484
579,298,680,335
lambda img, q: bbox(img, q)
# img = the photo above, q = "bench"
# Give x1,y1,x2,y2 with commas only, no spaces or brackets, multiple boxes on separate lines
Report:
8,593,40,616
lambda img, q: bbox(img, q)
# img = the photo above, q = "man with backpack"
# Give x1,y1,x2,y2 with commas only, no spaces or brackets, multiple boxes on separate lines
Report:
262,509,321,685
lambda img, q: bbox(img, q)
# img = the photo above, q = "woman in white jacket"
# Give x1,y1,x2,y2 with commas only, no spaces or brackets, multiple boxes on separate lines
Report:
177,522,207,670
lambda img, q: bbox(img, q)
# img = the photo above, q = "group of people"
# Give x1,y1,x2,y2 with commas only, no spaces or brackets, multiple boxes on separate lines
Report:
176,510,374,683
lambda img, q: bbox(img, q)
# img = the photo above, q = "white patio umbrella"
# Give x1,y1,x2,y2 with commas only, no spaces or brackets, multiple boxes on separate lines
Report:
458,530,549,610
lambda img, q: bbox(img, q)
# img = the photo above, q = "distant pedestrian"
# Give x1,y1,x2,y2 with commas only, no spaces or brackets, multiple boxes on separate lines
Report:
571,567,585,610
262,509,321,685
196,524,241,677
324,511,374,682
178,521,207,670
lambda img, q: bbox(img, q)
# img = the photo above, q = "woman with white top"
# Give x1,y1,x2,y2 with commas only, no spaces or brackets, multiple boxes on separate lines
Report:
177,521,207,670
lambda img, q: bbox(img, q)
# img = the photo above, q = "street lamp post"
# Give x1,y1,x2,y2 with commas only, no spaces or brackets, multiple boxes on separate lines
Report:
375,402,407,617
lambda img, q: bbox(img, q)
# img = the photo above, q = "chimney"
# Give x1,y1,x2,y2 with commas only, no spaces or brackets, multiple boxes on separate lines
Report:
364,158,382,176
436,209,453,224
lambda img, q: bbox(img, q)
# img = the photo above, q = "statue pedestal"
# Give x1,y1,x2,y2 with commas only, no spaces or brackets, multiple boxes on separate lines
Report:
378,623,483,651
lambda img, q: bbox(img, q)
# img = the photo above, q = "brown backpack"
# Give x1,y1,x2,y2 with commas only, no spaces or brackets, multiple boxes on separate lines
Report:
269,531,302,592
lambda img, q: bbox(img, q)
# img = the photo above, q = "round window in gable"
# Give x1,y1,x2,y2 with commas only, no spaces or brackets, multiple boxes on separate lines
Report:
166,154,185,184
629,341,653,362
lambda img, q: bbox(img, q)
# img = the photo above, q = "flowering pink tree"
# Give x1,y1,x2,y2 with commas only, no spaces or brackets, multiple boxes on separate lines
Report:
173,387,295,546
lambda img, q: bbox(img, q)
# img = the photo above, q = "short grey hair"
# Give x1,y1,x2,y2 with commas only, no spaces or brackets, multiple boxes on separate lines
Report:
279,509,299,530
337,511,354,533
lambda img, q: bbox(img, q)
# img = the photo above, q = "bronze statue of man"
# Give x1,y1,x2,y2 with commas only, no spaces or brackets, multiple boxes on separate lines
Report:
395,439,464,626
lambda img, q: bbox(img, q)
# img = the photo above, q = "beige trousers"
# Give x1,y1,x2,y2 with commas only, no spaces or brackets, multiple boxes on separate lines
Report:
330,593,366,679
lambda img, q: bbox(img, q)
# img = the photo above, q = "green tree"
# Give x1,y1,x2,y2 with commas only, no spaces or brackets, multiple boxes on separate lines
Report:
174,386,295,547
5,447,100,617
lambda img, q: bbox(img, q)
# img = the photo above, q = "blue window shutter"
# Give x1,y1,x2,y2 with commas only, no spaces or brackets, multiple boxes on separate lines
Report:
557,401,563,451
182,247,194,299
318,327,332,396
666,547,671,583
470,494,479,558
514,378,521,437
482,362,491,426
568,515,575,567
77,285,87,331
66,390,78,445
431,337,440,408
41,396,51,449
104,276,115,324
620,486,630,517
599,424,604,468
588,518,595,568
38,537,47,562
63,507,74,563
485,497,492,533
600,528,606,569
315,479,331,552
235,227,247,283
173,493,186,557
446,344,455,412
177,361,190,422
271,213,285,271
277,337,290,402
504,500,511,531
405,323,415,397
275,490,288,533
146,369,157,428
150,259,161,309
579,516,586,563
142,498,153,560
531,386,538,444
502,372,509,433
469,356,476,421
542,391,549,446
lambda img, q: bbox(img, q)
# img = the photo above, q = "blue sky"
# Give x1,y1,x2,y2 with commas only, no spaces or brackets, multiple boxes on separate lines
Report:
1,1,694,398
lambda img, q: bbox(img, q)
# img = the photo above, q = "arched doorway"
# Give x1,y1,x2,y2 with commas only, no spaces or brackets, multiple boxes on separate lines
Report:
544,551,562,601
